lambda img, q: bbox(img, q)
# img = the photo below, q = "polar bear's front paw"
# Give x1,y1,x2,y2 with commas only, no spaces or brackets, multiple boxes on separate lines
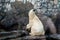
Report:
26,24,31,29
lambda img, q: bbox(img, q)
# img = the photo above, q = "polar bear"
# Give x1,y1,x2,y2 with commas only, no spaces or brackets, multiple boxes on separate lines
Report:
26,9,45,36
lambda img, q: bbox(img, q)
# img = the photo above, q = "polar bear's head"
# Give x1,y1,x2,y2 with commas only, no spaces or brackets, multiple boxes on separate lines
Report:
28,9,36,19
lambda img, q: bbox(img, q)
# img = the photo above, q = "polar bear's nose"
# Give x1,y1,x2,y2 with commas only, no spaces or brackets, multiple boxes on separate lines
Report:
33,9,36,11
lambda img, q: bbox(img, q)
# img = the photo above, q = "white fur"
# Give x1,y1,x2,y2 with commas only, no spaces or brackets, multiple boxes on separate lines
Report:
26,9,45,36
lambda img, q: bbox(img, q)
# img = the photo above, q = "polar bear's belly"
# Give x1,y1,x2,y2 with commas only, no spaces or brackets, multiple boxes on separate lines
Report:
31,20,44,33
